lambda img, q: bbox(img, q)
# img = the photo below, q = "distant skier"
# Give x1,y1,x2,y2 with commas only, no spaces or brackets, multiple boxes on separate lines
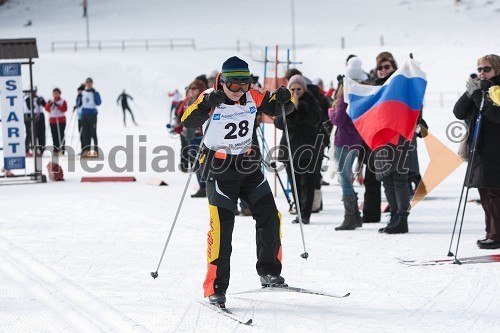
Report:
117,90,137,127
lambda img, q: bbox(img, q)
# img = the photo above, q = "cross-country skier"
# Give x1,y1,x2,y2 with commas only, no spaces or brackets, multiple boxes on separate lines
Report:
116,90,137,127
181,56,295,305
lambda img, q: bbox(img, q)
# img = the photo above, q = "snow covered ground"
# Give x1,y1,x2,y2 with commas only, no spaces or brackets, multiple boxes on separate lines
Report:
1,0,500,332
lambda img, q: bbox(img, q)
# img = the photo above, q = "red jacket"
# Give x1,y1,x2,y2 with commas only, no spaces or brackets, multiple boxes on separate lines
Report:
45,97,68,124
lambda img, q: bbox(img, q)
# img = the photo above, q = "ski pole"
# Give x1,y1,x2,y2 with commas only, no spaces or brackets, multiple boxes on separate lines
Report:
448,80,493,263
55,115,64,155
280,103,309,259
69,111,79,148
151,114,213,279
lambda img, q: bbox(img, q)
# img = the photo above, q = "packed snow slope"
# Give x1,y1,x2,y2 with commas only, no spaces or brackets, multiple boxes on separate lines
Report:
1,0,500,332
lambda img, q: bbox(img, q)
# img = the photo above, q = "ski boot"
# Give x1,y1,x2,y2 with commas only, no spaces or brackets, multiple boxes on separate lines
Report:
260,274,287,287
208,292,226,305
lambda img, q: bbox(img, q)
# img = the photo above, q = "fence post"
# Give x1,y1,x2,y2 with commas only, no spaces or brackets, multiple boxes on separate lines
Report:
341,37,345,49
380,35,384,46
75,42,78,52
51,42,54,52
146,40,149,51
98,41,101,52
122,40,125,52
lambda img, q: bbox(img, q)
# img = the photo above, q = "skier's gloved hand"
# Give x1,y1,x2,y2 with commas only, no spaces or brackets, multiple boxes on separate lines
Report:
206,90,226,109
273,86,291,104
465,77,480,97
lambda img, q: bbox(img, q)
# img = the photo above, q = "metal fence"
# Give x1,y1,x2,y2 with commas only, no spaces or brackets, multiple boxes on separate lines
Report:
51,38,196,52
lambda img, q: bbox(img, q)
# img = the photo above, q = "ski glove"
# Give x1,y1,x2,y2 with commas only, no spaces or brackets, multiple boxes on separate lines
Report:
465,77,480,97
206,90,226,109
273,86,292,104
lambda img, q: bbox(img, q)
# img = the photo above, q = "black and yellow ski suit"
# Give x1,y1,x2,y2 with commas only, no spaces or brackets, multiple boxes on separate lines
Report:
181,83,294,298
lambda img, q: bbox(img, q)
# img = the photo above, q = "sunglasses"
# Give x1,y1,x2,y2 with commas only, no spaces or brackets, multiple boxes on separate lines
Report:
224,81,251,93
477,66,493,73
376,64,392,71
290,88,302,92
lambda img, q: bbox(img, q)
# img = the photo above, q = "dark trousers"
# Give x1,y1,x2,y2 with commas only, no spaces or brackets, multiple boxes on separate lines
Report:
478,188,500,241
122,105,136,125
363,151,382,222
81,113,98,153
286,159,318,220
34,113,46,149
382,171,410,213
24,115,32,151
50,121,66,152
203,166,282,297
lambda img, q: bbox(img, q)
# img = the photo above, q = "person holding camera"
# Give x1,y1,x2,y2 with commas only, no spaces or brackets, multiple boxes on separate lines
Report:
453,54,500,249
181,56,294,305
44,88,68,154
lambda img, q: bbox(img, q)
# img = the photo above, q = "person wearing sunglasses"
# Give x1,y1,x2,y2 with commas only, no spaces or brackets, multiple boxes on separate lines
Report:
274,74,323,225
453,54,500,250
181,56,294,305
359,53,399,227
370,52,415,234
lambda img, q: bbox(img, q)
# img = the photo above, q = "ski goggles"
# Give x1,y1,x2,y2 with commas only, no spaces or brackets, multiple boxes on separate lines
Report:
477,66,493,73
223,81,252,93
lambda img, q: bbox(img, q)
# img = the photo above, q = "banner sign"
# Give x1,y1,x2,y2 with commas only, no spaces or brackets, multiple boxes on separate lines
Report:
0,63,26,170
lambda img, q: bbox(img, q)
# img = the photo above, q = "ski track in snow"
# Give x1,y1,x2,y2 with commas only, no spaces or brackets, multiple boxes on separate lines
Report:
0,236,148,332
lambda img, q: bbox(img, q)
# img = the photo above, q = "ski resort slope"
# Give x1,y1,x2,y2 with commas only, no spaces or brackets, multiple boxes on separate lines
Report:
1,0,500,332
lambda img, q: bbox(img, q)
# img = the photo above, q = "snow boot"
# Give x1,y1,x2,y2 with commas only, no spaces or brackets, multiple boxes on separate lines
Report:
260,274,286,287
383,211,409,234
378,211,398,233
191,188,206,198
335,195,361,230
208,292,226,305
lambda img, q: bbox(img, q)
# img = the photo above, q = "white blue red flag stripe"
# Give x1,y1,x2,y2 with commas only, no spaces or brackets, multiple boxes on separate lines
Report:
343,58,427,150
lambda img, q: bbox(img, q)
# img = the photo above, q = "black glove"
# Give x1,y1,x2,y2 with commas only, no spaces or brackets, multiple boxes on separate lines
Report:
273,86,291,104
206,90,226,108
337,74,344,84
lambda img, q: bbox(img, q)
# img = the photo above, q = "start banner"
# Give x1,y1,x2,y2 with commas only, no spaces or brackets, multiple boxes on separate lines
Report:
0,63,26,170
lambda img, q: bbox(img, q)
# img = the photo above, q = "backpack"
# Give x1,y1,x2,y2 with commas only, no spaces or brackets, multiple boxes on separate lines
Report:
47,162,64,181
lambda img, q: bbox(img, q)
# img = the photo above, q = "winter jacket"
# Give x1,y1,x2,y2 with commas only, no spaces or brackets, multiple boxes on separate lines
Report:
274,91,322,163
453,75,500,188
44,97,68,124
330,91,364,148
80,89,102,115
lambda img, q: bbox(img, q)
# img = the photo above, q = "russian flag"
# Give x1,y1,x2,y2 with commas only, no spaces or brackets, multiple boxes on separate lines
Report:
343,59,427,150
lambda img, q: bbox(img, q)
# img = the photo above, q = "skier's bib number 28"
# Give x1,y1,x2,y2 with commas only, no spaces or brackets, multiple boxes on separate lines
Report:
224,120,249,139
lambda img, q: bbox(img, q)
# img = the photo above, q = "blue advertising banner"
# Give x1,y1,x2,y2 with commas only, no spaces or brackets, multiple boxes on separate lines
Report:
0,63,26,170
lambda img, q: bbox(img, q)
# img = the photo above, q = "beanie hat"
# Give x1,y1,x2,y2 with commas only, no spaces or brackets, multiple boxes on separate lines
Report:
346,54,357,63
287,74,308,91
221,56,251,83
346,57,369,82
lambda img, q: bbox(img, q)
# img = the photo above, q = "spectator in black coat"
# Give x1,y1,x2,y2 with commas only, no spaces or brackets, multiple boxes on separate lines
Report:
274,74,322,224
453,54,500,250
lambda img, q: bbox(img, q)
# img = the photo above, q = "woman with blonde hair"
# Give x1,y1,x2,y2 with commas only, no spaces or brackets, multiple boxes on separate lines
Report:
453,54,500,249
